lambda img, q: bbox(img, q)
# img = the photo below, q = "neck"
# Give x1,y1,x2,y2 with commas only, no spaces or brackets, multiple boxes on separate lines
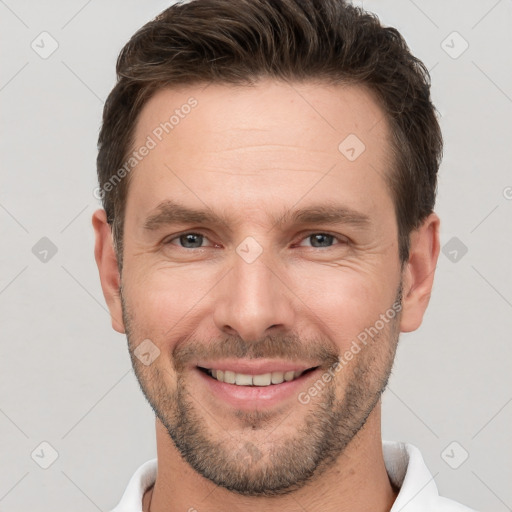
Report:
144,404,397,512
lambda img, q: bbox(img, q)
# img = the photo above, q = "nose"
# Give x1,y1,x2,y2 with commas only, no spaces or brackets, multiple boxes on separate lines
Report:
212,251,296,343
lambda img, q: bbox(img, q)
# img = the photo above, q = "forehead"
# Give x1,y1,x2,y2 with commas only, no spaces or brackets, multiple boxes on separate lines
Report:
126,80,394,227
134,80,389,154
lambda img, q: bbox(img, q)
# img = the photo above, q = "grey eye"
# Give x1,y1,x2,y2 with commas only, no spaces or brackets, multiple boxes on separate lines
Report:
178,233,204,248
308,234,335,247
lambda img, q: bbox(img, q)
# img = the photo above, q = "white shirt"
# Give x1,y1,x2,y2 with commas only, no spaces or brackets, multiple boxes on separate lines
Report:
109,441,477,512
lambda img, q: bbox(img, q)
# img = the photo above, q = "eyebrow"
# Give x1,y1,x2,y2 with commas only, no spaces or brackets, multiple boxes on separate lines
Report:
143,200,372,232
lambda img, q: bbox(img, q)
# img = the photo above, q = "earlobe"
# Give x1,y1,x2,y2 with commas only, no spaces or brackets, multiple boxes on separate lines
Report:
92,209,125,333
399,213,440,333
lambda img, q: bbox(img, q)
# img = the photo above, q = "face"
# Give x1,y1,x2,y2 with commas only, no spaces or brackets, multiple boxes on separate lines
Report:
104,81,411,495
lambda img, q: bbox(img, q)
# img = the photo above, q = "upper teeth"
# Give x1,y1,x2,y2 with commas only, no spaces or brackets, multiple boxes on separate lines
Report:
208,369,304,386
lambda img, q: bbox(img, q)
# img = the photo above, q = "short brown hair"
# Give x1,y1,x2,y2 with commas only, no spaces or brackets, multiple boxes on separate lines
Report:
97,0,442,268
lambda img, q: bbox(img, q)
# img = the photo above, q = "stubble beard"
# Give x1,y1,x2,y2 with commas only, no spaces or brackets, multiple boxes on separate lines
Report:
122,289,401,496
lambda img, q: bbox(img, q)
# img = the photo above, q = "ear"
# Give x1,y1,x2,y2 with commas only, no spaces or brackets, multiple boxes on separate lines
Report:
92,209,125,333
399,213,440,333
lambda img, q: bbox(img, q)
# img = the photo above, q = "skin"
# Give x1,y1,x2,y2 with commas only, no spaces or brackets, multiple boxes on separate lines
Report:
93,81,440,512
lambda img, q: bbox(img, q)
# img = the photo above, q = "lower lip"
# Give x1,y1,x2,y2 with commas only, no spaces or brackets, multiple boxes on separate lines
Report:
195,367,321,410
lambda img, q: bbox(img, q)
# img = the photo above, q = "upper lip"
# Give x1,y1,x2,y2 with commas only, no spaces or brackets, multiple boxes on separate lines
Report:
195,359,319,375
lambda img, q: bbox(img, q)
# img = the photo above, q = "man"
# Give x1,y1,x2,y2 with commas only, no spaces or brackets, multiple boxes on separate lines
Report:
92,0,477,510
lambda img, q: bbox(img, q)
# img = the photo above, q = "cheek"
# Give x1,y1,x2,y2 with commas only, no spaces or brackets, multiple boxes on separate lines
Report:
122,264,219,339
289,264,397,346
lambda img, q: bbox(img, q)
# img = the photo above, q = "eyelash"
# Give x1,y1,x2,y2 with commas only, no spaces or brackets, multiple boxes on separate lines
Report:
163,231,349,249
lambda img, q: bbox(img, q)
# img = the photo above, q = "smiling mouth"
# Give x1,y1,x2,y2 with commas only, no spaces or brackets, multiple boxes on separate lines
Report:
197,366,319,386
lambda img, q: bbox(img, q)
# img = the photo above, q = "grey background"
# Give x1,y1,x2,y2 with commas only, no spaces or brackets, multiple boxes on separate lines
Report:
0,0,511,510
